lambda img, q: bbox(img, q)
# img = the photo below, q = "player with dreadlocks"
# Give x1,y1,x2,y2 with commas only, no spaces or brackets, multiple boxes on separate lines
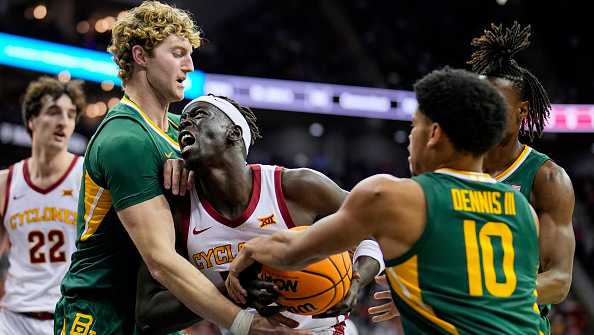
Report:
467,21,575,335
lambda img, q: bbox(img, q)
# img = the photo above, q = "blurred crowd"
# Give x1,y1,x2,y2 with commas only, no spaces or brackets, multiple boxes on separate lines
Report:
0,0,593,333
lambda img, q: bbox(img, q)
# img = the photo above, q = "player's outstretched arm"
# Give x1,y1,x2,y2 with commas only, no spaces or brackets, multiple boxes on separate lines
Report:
533,161,575,304
227,174,403,304
281,168,383,317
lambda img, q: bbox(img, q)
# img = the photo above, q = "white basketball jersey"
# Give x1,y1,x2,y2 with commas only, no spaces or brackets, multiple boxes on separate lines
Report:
1,157,82,312
185,164,346,333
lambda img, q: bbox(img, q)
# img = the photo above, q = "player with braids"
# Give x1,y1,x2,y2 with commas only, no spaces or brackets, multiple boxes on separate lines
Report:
367,23,576,335
468,22,550,141
228,67,545,334
217,95,263,144
134,93,385,334
469,22,575,335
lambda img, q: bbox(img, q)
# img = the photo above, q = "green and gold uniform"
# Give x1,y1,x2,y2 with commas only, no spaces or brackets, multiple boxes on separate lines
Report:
384,169,540,335
495,145,551,335
54,95,182,335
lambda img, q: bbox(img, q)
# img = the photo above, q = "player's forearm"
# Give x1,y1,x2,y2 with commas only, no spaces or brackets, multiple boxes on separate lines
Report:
245,233,325,271
147,250,241,329
353,256,381,287
536,269,571,304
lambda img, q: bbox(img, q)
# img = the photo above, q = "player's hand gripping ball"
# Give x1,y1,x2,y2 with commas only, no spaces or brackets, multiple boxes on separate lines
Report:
258,226,353,315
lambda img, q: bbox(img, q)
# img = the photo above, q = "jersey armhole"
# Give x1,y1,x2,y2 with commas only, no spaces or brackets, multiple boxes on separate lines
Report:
274,166,296,228
1,165,14,220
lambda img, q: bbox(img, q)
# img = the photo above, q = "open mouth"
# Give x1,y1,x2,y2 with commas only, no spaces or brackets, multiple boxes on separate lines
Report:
179,130,195,149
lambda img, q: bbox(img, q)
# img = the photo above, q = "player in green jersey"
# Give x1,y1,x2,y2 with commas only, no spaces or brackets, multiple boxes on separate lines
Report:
55,2,299,335
367,23,576,335
467,22,575,335
226,67,542,334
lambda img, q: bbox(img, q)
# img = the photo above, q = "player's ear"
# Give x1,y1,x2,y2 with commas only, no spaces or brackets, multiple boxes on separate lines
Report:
426,122,441,148
518,101,529,121
131,45,149,68
227,124,243,144
27,118,35,133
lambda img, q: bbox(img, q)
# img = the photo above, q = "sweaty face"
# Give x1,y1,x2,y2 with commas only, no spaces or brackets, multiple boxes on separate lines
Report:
145,34,194,102
179,102,231,169
407,110,433,176
28,94,77,152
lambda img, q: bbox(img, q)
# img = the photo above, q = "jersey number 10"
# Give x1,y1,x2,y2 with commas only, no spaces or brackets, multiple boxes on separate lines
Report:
463,220,517,297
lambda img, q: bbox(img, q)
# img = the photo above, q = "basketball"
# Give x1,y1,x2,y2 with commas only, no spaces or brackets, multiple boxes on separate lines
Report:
258,226,352,315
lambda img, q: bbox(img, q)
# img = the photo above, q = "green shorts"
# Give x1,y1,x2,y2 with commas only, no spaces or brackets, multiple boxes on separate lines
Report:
54,296,188,335
54,295,133,335
539,315,551,335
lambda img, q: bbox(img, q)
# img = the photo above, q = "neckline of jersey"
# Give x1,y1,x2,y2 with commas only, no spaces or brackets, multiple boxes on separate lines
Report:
494,145,532,182
23,155,80,195
435,168,496,183
120,95,180,152
197,164,262,228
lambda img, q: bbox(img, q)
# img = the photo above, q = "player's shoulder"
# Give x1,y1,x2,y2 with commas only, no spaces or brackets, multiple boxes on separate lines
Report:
0,168,9,192
281,167,330,187
534,160,573,194
533,159,574,207
93,117,153,152
353,174,422,205
280,167,346,198
0,167,13,215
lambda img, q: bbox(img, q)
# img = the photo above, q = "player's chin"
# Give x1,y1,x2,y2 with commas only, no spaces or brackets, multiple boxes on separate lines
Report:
170,88,185,102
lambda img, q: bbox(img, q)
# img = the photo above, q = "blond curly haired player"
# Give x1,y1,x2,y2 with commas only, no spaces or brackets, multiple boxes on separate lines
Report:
54,2,300,335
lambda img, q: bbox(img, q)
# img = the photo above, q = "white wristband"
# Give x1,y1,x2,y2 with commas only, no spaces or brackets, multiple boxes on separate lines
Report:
229,309,255,335
353,239,385,275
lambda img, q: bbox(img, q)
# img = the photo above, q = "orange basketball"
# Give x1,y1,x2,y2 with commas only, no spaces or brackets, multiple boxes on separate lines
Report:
259,226,352,315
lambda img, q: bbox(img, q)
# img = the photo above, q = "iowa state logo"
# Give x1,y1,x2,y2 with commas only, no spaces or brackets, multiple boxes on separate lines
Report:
258,214,277,228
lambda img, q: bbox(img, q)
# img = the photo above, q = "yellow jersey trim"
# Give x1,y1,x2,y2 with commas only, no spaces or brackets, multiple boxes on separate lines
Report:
120,96,180,152
435,168,496,183
387,256,460,335
81,171,112,241
495,145,531,182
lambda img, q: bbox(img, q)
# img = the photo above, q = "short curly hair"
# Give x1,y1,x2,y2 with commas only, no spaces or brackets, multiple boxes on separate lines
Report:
22,77,86,135
108,1,202,84
414,67,507,156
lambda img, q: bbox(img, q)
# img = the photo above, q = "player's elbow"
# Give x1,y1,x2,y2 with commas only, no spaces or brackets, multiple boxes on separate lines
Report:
550,272,572,304
143,252,172,285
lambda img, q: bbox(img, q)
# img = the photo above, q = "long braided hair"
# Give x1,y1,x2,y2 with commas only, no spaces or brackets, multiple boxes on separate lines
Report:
467,22,551,141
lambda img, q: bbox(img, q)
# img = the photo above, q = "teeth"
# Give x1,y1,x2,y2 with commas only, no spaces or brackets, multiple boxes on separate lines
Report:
181,134,193,145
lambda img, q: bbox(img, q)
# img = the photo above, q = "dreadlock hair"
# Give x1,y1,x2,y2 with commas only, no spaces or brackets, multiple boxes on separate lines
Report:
212,95,262,147
467,21,551,141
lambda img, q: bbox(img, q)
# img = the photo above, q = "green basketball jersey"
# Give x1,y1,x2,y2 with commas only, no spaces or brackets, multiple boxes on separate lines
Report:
494,145,550,202
495,145,551,332
384,169,540,335
59,95,181,333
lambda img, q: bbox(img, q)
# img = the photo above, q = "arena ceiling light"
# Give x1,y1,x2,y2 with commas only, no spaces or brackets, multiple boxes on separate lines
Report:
0,32,205,98
0,32,592,133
